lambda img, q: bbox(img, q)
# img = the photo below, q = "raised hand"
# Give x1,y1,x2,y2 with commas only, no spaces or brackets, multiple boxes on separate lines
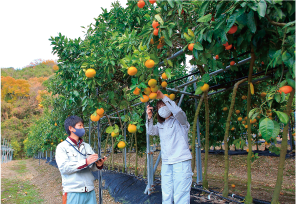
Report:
156,90,164,99
146,105,153,119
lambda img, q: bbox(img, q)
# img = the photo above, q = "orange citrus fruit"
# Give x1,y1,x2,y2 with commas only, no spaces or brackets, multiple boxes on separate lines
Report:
148,79,157,87
133,87,141,95
242,121,246,124
128,67,137,76
145,59,155,68
96,108,104,116
149,0,156,4
169,94,175,100
162,72,168,80
91,114,100,122
200,83,209,92
149,93,157,99
152,20,159,28
227,25,237,34
128,124,137,133
223,42,229,47
138,0,145,8
245,125,248,128
117,141,126,149
153,28,159,36
85,68,96,78
279,86,293,94
260,92,267,97
161,81,167,88
157,43,164,49
144,87,151,95
222,107,228,111
188,43,194,51
231,184,235,188
235,110,240,114
140,95,149,103
151,86,159,93
230,61,235,66
238,117,242,121
111,132,119,137
215,55,219,60
225,44,233,50
150,38,154,44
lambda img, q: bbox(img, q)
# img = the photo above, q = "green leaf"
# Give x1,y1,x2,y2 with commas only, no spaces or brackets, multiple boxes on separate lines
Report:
193,49,199,59
199,1,210,17
195,86,203,95
139,82,147,89
184,33,192,41
106,126,113,134
164,37,173,47
249,108,260,118
286,79,295,89
165,69,172,79
279,80,287,87
143,14,150,20
155,14,164,25
272,120,280,139
201,73,210,83
197,14,212,22
167,60,173,67
194,42,203,51
225,13,237,33
280,92,286,103
259,118,274,141
247,11,256,33
257,0,267,17
274,111,289,125
167,0,174,8
282,20,295,29
188,29,195,37
275,93,281,103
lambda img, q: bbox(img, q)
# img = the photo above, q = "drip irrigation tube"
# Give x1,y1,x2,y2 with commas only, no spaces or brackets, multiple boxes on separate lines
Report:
191,186,242,204
201,187,272,204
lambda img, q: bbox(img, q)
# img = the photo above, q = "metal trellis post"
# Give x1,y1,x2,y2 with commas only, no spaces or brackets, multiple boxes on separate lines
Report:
98,119,103,204
89,118,92,146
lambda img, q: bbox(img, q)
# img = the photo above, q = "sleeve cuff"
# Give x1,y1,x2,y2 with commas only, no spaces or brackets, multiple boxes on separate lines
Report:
77,159,88,169
162,96,171,103
96,164,104,170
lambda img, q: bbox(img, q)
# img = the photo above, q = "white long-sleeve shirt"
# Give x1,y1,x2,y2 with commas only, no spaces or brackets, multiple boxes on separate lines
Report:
146,96,192,164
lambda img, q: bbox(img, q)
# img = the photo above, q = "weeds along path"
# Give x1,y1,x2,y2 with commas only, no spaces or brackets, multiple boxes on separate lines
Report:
1,158,121,204
1,159,44,203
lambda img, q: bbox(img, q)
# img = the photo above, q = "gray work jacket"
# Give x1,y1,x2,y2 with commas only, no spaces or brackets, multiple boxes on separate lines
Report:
55,138,101,193
146,96,192,164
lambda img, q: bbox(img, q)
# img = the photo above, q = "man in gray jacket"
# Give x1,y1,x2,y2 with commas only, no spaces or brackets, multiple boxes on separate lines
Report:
56,115,107,204
146,90,193,204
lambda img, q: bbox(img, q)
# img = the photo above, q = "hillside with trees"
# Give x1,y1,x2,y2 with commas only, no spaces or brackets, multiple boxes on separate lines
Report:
1,60,56,158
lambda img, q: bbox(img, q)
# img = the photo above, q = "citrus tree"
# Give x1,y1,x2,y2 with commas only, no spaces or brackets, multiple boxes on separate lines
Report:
26,1,294,203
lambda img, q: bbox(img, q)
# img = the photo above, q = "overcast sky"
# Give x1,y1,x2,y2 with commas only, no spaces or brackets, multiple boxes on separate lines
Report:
0,0,128,69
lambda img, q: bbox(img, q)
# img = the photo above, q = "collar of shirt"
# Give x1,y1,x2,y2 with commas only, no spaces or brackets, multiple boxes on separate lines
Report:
67,136,83,147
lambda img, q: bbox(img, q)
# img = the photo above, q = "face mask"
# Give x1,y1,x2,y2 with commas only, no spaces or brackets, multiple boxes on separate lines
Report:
158,106,172,119
72,128,85,137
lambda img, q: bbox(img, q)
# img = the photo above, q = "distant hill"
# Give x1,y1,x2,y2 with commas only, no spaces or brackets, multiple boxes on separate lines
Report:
1,60,56,159
1,63,54,80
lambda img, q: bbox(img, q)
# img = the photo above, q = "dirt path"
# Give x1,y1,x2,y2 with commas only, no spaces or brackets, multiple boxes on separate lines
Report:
1,158,121,204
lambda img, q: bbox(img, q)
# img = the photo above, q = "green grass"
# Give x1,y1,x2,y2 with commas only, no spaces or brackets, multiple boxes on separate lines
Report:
9,160,28,174
1,178,44,204
2,160,44,203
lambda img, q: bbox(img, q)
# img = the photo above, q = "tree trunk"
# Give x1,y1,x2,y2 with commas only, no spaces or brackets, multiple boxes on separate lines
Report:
143,153,147,178
135,132,138,176
271,91,294,203
222,78,247,197
245,48,255,204
191,94,205,172
202,92,209,189
112,136,114,170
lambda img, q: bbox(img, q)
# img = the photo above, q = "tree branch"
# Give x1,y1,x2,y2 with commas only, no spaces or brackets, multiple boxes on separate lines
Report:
265,14,286,27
